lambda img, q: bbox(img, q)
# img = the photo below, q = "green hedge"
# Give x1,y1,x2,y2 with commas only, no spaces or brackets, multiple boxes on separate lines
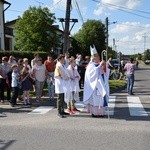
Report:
0,50,57,62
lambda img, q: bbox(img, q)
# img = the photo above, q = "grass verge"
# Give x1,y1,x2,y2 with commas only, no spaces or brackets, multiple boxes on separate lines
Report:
109,80,127,89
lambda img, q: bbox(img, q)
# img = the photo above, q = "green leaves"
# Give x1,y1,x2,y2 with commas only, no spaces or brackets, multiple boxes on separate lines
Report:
72,20,106,56
15,6,56,52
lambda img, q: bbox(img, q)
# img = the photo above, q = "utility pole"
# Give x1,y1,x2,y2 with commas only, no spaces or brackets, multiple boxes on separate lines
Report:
63,0,72,54
105,17,109,51
143,33,148,52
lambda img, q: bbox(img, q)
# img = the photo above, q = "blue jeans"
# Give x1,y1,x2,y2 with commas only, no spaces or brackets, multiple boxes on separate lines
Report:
127,74,134,94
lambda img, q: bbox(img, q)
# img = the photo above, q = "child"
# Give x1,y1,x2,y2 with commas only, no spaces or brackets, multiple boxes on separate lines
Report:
21,67,34,105
10,64,20,107
67,57,81,114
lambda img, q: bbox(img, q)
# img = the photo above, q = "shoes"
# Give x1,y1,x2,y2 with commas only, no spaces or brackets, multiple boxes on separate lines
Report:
129,93,134,95
61,112,70,115
72,107,81,112
130,93,134,95
91,114,105,118
57,114,66,118
91,114,98,118
67,109,74,115
98,115,105,118
10,103,15,107
27,102,32,105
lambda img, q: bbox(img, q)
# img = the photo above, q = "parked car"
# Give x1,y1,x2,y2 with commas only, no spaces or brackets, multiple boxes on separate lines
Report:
144,60,150,65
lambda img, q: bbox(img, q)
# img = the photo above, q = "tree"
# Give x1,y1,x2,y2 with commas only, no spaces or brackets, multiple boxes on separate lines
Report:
143,49,150,61
15,6,56,52
72,19,106,56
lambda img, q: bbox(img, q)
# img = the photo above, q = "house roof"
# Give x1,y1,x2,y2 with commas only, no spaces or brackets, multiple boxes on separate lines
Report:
5,19,64,33
0,0,10,5
5,19,19,26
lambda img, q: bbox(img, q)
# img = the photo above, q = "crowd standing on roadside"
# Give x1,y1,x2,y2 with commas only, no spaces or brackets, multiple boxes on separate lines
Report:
0,48,139,118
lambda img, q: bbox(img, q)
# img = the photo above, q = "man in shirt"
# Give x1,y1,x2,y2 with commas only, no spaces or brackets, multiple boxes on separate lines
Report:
0,56,12,102
54,54,70,118
124,58,136,95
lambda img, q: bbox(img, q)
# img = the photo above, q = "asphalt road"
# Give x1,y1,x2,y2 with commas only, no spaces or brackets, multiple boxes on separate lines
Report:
0,65,150,150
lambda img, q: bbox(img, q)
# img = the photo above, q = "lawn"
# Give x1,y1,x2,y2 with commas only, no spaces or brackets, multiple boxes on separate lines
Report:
109,80,127,89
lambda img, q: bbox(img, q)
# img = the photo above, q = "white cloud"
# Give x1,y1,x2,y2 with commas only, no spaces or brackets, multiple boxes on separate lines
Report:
93,0,142,16
109,22,150,54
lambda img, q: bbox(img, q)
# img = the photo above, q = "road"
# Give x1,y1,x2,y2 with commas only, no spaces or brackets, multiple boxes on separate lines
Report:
0,65,150,150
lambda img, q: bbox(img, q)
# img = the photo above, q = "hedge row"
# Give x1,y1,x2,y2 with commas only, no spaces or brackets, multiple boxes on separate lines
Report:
0,50,57,62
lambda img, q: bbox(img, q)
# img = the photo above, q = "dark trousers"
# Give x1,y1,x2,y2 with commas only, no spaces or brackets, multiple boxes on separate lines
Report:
10,87,19,105
0,78,11,101
79,72,85,88
57,93,65,114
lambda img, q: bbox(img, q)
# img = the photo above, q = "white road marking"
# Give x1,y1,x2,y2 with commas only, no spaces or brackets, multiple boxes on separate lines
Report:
107,96,116,115
127,96,148,116
28,106,54,115
75,102,85,108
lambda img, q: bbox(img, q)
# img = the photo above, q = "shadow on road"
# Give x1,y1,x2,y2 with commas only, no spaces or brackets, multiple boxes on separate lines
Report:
0,140,16,150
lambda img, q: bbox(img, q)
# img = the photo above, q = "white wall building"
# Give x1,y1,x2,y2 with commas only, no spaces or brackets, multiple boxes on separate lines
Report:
0,0,11,50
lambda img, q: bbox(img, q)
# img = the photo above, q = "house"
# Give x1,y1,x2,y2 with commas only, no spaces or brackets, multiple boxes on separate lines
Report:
0,0,11,50
5,19,18,50
5,19,65,54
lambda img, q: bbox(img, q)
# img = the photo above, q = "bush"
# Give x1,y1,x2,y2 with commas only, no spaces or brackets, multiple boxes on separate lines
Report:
0,50,57,62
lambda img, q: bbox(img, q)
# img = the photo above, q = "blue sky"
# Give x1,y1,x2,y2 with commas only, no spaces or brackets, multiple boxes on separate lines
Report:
4,0,150,55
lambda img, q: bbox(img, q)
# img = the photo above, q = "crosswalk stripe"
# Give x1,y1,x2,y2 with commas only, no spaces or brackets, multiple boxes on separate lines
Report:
28,106,54,114
107,96,116,115
27,96,149,117
127,96,148,116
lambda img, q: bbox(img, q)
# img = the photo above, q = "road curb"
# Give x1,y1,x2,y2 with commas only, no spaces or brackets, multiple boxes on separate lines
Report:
110,84,127,94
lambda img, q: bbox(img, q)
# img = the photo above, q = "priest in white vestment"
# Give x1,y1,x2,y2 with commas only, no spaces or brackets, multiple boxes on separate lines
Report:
83,46,108,117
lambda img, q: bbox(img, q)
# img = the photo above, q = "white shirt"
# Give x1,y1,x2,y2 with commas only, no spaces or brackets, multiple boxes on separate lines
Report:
11,71,20,87
33,64,46,82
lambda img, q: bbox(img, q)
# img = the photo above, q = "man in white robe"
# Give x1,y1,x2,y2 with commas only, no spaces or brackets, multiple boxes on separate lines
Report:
83,46,108,117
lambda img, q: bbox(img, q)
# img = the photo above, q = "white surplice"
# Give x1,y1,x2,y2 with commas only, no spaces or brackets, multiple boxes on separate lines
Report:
67,65,80,101
54,61,71,103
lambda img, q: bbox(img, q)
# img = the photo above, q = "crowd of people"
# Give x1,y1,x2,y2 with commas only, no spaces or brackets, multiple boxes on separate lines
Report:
0,48,137,118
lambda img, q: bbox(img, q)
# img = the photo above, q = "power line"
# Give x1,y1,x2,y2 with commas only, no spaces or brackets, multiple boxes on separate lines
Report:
102,3,150,20
115,23,150,29
92,0,150,20
7,9,23,13
33,0,45,6
73,0,84,24
103,1,150,15
49,0,63,10
92,0,150,14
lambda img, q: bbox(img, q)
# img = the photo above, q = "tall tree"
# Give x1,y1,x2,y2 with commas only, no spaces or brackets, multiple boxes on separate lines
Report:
15,6,56,52
72,19,106,56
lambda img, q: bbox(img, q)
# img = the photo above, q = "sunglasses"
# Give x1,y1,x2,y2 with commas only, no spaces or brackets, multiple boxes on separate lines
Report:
38,60,42,61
